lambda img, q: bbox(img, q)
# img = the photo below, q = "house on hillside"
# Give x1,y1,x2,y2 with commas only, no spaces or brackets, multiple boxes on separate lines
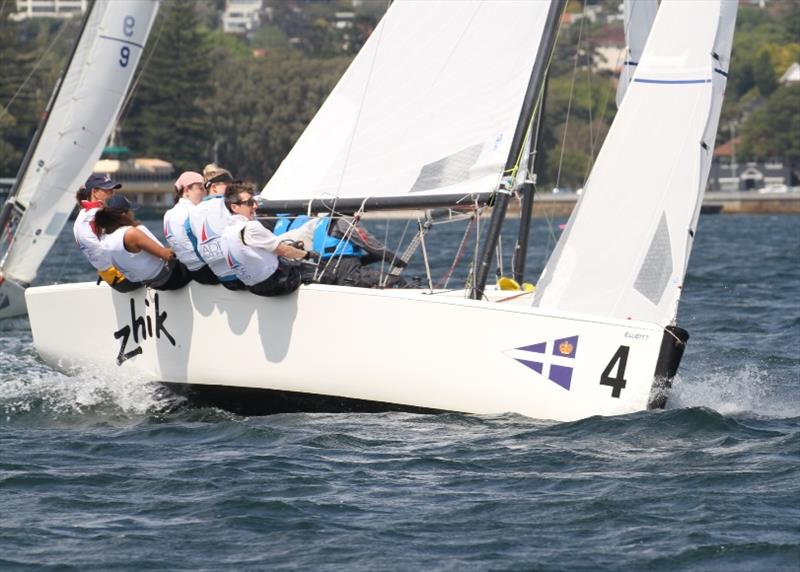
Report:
709,138,791,191
779,62,800,85
223,0,263,35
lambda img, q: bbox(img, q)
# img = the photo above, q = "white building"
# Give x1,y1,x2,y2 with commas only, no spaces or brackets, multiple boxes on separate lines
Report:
10,0,88,21
222,0,262,35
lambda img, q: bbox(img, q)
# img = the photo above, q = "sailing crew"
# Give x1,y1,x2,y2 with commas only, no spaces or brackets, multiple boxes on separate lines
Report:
163,171,218,285
95,195,191,291
73,174,141,292
220,184,317,297
273,214,406,288
185,165,245,290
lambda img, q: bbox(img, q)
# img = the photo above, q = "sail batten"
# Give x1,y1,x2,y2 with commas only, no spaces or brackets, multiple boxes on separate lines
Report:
261,0,553,208
533,0,737,328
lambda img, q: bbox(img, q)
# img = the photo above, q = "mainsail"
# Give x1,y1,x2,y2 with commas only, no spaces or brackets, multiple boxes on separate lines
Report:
0,0,159,292
533,0,737,328
616,0,658,107
261,0,554,212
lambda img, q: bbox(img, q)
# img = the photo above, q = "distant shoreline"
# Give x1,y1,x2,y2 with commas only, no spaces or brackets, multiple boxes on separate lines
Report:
121,190,800,220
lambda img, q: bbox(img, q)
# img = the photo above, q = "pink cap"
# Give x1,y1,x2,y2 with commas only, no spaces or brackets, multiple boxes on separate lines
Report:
174,171,204,191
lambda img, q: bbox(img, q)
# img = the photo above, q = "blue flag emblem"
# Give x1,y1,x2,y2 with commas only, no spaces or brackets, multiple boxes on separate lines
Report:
506,335,579,390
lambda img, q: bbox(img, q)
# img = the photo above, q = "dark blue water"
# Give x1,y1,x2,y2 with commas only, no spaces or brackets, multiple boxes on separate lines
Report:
1,214,798,571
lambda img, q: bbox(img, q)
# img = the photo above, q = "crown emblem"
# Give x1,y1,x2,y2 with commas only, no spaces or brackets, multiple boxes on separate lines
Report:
559,340,574,355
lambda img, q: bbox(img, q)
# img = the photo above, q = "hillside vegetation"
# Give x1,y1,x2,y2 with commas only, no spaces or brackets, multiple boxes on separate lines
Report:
1,0,797,188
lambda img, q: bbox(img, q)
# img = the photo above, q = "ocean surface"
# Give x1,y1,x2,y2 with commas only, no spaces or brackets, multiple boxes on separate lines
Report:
1,213,798,571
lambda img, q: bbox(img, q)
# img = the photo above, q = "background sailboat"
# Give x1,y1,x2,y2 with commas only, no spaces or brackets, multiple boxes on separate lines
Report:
0,0,159,318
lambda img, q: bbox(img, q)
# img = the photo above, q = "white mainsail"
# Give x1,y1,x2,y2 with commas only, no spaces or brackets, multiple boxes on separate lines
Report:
261,0,552,206
1,0,159,287
533,0,737,328
616,0,658,107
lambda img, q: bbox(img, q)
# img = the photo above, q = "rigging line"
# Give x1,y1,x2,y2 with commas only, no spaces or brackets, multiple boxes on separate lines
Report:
0,0,8,18
506,22,563,181
379,216,390,285
316,197,369,282
584,31,594,183
585,51,615,185
380,216,411,288
539,0,586,259
326,11,388,218
0,20,70,124
436,214,475,290
467,198,483,298
554,1,585,192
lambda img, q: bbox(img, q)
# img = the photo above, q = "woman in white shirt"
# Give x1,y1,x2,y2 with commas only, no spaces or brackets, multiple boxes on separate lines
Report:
95,195,191,291
163,171,219,285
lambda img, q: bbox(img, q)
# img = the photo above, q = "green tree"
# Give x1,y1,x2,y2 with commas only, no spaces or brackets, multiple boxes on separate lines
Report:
0,17,79,176
739,84,800,164
753,51,777,96
122,0,214,171
204,55,349,183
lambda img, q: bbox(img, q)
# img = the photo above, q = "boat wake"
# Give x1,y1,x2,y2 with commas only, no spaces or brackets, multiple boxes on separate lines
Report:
669,364,799,419
0,346,180,423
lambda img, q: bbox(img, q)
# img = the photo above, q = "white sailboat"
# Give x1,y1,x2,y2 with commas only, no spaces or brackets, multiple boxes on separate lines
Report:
25,0,737,422
0,0,160,318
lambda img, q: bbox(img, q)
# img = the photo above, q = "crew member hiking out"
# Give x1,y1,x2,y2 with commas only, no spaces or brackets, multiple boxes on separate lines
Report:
221,184,318,297
73,174,140,292
95,195,191,291
164,171,218,285
185,165,245,290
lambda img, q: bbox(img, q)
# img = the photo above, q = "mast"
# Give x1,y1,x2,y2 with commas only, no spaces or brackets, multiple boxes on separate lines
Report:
471,0,565,300
511,77,547,286
0,0,96,236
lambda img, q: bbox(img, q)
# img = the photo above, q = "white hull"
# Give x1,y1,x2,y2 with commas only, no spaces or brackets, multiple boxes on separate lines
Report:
26,282,682,421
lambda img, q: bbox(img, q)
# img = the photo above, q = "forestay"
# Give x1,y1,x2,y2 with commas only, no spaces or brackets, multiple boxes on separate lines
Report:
261,0,552,206
533,0,737,328
1,0,159,285
616,0,658,107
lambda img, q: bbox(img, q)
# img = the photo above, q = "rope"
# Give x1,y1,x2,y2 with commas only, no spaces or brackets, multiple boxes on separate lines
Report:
0,21,70,123
435,214,476,289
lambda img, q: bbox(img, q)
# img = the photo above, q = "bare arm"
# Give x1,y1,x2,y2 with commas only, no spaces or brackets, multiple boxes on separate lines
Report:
124,227,175,261
275,242,307,259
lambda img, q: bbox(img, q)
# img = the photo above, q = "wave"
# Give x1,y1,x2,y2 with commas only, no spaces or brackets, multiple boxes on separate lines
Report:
0,363,180,424
669,364,800,419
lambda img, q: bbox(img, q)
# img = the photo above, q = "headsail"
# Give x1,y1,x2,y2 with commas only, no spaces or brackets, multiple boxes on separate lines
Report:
0,0,159,290
261,0,553,212
533,0,737,328
616,0,658,107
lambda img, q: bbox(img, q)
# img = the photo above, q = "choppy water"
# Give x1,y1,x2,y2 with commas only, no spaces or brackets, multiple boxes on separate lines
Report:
1,214,798,571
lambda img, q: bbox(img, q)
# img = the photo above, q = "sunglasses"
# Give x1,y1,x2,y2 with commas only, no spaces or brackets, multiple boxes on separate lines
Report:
232,198,256,207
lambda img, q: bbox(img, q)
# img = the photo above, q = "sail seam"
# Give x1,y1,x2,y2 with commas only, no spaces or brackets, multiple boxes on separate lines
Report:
98,35,145,49
634,78,711,84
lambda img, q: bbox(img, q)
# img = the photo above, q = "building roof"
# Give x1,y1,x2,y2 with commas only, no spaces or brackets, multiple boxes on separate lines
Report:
780,62,800,84
713,137,741,157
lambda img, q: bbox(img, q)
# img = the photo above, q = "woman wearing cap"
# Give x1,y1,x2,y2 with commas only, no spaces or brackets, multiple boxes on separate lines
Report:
163,171,218,285
185,164,246,290
73,174,141,292
95,195,191,291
